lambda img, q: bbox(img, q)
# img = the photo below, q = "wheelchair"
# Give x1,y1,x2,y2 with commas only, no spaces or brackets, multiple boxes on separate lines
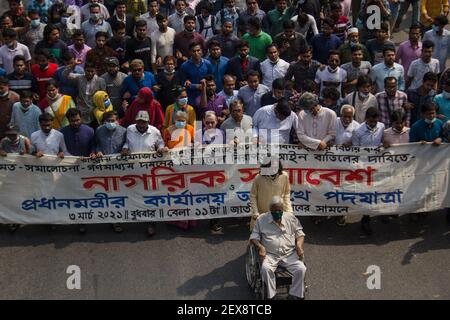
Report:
245,243,307,300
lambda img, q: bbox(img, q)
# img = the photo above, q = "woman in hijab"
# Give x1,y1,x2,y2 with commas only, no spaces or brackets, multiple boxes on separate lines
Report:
120,87,164,130
93,91,113,126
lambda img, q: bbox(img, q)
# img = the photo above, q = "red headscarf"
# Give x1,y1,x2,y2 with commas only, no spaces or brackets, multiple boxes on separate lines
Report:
120,87,164,130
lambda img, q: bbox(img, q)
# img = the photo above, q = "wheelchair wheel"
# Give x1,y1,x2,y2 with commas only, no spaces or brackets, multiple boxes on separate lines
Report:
245,243,259,289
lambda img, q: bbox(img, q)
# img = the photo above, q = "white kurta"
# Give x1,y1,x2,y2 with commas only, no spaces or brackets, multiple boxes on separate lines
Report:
296,107,337,150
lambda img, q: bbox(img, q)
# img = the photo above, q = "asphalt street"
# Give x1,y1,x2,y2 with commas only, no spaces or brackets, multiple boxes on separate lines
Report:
0,212,449,299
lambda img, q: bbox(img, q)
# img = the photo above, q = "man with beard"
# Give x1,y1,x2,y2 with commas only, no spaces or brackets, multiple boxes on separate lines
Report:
30,112,67,157
284,45,320,94
198,75,227,123
371,47,405,93
173,15,206,67
101,57,127,118
225,40,261,89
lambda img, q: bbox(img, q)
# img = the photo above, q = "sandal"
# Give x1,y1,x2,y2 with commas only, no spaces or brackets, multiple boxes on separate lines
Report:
112,224,123,233
336,216,346,227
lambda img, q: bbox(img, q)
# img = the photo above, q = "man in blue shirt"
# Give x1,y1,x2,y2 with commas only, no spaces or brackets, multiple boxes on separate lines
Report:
60,108,96,157
121,59,156,104
180,41,213,105
94,110,127,233
409,102,443,144
207,40,229,93
54,52,84,100
309,17,342,64
60,108,96,234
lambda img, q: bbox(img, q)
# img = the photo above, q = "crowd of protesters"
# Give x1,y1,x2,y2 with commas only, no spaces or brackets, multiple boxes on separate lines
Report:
0,0,449,236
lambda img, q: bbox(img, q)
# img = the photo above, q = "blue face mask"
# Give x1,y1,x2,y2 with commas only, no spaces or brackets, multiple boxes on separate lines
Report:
104,99,111,107
178,97,188,106
106,122,117,130
61,17,68,25
424,118,436,124
432,24,440,33
31,19,40,27
175,120,186,129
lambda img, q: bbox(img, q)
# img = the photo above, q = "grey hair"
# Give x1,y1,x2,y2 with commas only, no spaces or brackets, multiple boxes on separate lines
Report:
269,196,283,207
175,110,188,119
204,110,217,119
298,92,319,109
340,104,355,115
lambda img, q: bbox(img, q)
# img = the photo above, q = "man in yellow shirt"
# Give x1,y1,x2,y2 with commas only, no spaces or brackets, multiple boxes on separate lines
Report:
249,156,292,230
421,0,449,31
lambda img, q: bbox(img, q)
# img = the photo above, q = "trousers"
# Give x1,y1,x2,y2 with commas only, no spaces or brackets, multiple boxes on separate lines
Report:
260,252,307,299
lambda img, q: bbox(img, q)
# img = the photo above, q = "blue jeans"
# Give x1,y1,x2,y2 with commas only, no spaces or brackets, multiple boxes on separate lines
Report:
396,0,420,27
389,1,400,22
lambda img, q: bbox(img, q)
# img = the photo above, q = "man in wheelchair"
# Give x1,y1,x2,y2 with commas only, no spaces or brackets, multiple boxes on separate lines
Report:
250,196,306,300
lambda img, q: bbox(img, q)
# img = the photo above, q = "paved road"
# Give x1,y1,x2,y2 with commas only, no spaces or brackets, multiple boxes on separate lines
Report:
0,212,449,300
0,7,449,300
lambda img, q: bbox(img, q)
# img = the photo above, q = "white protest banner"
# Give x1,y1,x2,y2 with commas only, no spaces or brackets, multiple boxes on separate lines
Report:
0,144,449,224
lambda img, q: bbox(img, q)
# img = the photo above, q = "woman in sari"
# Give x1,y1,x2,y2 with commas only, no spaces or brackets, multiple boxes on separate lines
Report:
38,79,75,129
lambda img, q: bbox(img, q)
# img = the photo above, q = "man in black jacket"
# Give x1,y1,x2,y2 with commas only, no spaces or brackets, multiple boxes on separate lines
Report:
107,0,136,35
225,40,261,89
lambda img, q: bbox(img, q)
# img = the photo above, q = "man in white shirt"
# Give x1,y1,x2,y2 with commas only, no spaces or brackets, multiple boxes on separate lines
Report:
80,0,110,23
150,14,176,73
169,0,189,33
260,44,290,90
296,92,337,150
351,106,385,148
343,75,378,124
220,99,253,144
121,110,168,238
0,29,31,74
140,0,160,37
422,15,450,72
30,113,67,158
406,40,440,90
253,98,297,144
315,50,347,99
335,104,360,145
351,106,385,236
121,111,168,154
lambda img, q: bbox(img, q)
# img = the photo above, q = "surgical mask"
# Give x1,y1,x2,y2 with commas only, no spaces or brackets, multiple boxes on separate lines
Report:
349,41,358,47
175,120,186,129
304,109,312,115
432,25,440,33
31,19,40,27
61,17,68,25
106,122,117,130
271,210,283,221
0,91,9,97
424,118,436,124
443,91,450,99
165,69,175,74
178,97,188,105
104,99,111,107
359,92,369,99
91,13,101,21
